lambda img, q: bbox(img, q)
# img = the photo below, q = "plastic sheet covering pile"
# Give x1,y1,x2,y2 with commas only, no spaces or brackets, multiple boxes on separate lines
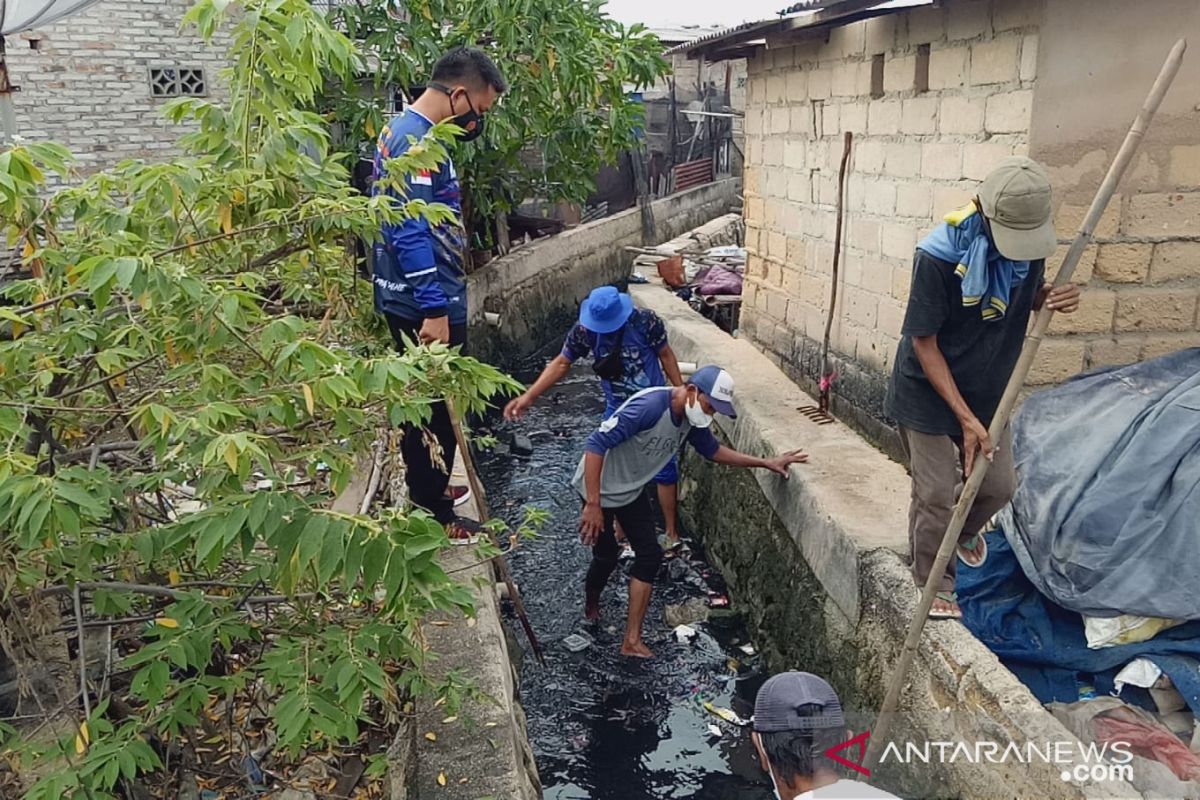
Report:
1000,348,1200,620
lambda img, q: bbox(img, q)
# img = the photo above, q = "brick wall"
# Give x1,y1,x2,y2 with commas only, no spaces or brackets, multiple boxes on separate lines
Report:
5,0,229,180
1029,0,1200,383
740,0,1037,446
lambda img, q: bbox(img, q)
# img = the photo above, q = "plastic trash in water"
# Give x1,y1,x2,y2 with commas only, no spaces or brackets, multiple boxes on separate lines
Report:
629,271,649,284
241,753,266,787
563,633,593,653
673,624,697,643
704,702,749,727
708,594,730,609
738,643,757,656
706,724,723,738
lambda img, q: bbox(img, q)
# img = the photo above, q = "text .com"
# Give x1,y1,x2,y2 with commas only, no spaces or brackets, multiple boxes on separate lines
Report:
868,739,1135,784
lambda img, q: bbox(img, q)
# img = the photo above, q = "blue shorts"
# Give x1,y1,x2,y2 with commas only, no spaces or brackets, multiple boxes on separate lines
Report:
602,405,678,486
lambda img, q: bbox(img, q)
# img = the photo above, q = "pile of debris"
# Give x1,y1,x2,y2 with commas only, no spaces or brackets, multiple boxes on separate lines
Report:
963,349,1200,797
627,214,747,334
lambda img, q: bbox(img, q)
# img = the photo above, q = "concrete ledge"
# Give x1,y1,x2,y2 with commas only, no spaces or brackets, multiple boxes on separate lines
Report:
467,179,739,367
414,546,541,800
413,459,540,800
631,281,910,624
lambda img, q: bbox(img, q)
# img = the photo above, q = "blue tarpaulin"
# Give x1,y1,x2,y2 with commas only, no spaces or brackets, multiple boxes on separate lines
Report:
959,532,1200,716
1002,348,1200,620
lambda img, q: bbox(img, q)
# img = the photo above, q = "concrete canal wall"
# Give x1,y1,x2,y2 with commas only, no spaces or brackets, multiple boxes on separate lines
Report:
466,179,740,367
461,207,1136,799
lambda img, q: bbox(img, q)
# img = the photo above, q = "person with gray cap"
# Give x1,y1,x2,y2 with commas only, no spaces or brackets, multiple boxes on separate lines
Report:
752,672,898,799
573,365,808,658
885,157,1081,619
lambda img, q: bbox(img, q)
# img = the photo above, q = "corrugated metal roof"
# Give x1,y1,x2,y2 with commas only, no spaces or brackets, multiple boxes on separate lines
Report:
776,0,847,15
662,17,782,56
2,0,104,34
646,25,728,44
666,0,932,58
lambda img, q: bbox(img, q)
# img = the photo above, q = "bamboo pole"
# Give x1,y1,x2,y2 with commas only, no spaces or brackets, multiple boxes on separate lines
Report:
446,399,547,666
865,38,1187,769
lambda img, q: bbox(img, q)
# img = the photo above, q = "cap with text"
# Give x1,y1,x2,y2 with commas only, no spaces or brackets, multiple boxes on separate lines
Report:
753,671,844,733
687,365,737,418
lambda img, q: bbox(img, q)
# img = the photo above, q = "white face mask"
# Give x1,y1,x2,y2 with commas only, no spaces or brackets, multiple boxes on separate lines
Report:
766,764,785,800
685,395,714,428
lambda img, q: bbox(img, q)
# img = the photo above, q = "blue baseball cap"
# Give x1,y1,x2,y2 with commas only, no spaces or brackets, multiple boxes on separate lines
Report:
579,286,634,334
688,365,737,418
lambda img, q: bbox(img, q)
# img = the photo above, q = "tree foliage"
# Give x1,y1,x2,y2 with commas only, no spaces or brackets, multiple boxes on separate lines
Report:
0,1,536,796
324,0,669,247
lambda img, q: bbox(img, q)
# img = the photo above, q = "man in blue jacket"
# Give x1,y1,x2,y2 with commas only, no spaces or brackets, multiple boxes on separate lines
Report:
372,48,506,542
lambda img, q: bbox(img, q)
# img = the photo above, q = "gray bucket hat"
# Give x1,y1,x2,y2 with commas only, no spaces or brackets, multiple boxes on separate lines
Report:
977,156,1057,261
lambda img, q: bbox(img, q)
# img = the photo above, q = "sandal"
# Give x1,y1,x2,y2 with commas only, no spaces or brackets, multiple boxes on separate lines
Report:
446,517,482,546
930,591,963,620
957,532,989,568
444,484,472,508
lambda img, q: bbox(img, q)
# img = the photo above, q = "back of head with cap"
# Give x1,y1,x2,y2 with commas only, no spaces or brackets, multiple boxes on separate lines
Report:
752,672,848,789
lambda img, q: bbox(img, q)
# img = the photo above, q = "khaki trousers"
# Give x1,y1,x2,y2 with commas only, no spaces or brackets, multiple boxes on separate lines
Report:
898,426,1016,593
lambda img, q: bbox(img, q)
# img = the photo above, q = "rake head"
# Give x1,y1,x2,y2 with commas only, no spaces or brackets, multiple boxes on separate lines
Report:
798,404,835,425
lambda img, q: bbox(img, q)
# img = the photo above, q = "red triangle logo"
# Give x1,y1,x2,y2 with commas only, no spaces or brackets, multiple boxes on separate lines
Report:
824,730,871,777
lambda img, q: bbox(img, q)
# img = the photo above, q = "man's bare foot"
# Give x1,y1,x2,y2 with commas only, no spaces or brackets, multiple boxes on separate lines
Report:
620,640,653,658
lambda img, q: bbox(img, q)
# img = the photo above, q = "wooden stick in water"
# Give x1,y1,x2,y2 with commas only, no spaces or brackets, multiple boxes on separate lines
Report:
446,399,547,667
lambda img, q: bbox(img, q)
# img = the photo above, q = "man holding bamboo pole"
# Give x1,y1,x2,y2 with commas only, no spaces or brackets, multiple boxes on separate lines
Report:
885,157,1081,620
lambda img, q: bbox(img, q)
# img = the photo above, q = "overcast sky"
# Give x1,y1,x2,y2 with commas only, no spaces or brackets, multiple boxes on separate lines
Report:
601,0,783,29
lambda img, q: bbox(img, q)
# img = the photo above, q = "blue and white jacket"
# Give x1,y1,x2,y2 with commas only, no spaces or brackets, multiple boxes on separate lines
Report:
371,109,467,324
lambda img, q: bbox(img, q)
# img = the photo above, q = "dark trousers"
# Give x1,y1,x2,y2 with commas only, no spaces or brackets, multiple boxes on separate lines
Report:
386,314,468,525
585,490,663,598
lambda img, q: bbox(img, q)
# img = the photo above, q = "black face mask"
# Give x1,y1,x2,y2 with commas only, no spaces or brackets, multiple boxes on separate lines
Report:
428,82,485,142
591,326,625,382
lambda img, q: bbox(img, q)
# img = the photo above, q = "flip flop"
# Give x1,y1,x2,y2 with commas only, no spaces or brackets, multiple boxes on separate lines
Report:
957,532,989,568
445,484,472,507
929,591,963,620
446,517,482,546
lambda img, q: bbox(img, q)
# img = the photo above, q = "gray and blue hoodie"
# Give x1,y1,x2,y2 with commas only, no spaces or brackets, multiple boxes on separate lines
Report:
572,387,720,508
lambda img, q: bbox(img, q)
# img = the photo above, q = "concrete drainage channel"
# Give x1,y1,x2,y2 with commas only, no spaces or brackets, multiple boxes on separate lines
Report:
396,196,1130,798
477,362,775,800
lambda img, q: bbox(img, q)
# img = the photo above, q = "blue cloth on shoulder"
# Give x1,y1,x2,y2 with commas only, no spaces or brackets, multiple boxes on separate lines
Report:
917,206,1031,321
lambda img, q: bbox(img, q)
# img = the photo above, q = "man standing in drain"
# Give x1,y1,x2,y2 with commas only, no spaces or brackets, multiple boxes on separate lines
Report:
505,285,687,549
574,365,808,658
372,47,507,543
885,157,1080,620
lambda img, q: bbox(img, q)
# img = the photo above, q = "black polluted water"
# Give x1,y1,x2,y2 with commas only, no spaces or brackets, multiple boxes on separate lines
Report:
477,363,774,800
